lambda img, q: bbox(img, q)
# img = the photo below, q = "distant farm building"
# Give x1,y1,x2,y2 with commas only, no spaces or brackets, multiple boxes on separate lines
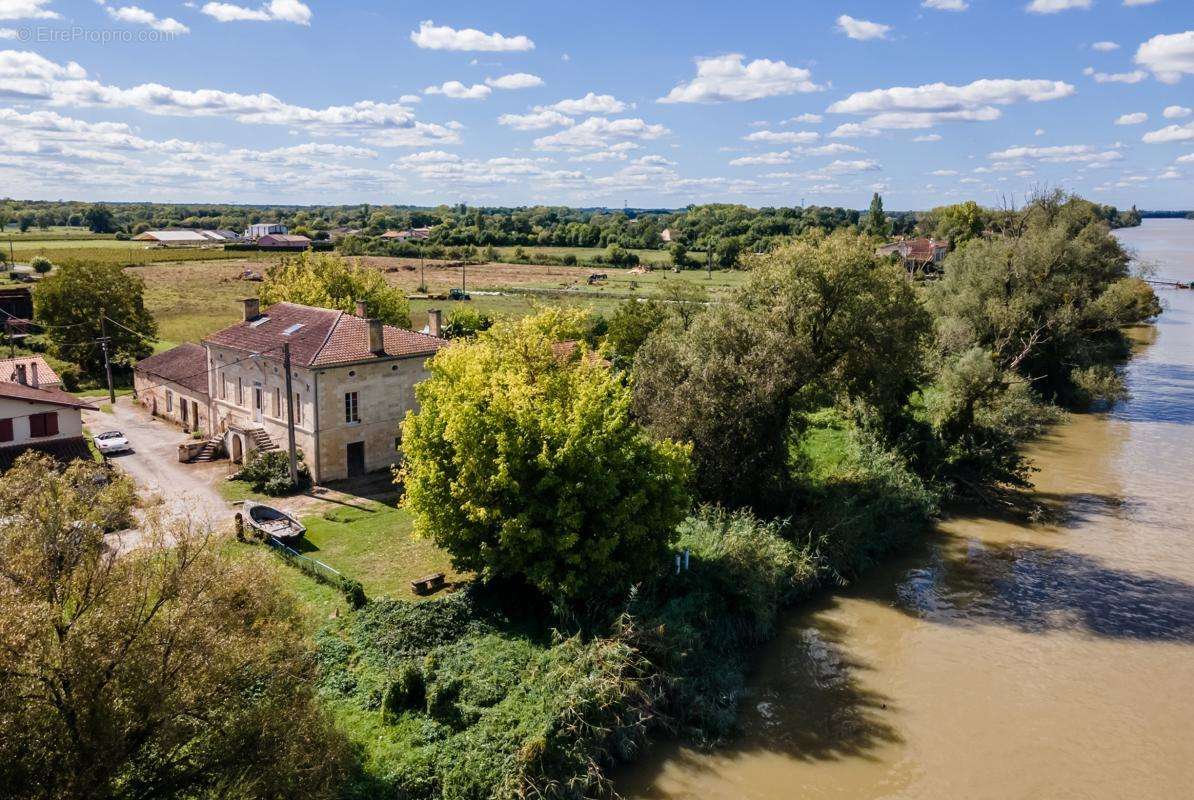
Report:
133,229,242,247
382,227,433,241
257,234,311,250
245,223,288,240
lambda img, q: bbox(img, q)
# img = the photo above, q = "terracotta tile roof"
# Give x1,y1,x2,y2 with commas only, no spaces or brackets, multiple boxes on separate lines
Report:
134,343,211,399
0,436,94,471
0,381,93,409
203,302,449,368
0,356,61,386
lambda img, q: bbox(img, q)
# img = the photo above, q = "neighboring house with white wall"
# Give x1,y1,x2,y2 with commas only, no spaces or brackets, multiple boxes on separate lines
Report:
202,299,448,483
0,363,92,471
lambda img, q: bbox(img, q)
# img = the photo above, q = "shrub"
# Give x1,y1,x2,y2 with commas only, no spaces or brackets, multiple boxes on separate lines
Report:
233,448,311,496
29,255,53,274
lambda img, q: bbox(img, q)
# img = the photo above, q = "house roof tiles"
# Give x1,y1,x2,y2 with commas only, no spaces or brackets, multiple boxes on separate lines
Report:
203,302,449,368
134,342,211,399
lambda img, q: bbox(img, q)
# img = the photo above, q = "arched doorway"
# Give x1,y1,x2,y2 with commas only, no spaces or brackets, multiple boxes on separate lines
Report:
230,433,244,464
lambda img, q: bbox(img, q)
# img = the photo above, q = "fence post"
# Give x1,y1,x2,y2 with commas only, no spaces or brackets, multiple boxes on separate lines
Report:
234,512,244,542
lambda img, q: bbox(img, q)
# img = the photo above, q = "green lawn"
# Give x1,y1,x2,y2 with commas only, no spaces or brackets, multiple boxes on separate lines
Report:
231,492,458,630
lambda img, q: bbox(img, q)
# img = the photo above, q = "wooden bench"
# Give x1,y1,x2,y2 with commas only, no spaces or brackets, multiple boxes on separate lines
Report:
410,572,446,596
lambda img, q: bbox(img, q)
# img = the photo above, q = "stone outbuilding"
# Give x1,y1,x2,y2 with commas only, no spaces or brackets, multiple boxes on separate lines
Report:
133,343,213,436
202,299,449,483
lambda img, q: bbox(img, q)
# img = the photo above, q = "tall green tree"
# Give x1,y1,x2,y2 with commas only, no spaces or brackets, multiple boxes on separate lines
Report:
634,232,930,510
260,251,411,328
82,204,117,234
400,313,692,605
34,262,156,375
0,453,350,800
862,192,890,238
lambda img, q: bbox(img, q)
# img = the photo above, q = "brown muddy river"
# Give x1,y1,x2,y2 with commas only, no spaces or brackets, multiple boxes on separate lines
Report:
619,219,1194,799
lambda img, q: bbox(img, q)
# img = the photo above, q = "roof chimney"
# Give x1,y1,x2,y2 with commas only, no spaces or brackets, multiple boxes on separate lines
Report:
242,297,261,321
355,299,368,318
14,363,26,386
368,318,385,355
29,362,38,389
427,308,443,339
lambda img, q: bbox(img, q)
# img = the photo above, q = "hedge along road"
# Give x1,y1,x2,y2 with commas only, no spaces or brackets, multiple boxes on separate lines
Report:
84,397,232,551
618,218,1194,799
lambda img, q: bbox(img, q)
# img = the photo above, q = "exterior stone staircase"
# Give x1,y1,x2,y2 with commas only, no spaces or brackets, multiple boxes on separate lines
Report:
191,437,223,463
248,427,279,454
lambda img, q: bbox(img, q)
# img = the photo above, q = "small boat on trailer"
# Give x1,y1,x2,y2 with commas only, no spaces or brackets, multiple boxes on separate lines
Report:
242,501,306,540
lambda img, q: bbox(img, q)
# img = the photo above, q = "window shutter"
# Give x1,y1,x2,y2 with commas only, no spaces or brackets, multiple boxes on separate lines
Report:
29,413,45,438
45,413,58,436
0,418,12,442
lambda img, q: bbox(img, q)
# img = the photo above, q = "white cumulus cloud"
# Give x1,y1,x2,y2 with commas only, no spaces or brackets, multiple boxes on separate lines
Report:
989,144,1123,163
484,73,543,90
424,81,491,100
836,15,891,41
743,130,820,144
1091,41,1120,52
1026,0,1091,13
1163,105,1192,118
542,93,629,115
1135,30,1194,83
102,4,189,34
1115,112,1148,125
0,0,59,20
497,109,574,130
533,116,668,150
658,53,821,103
409,20,533,52
201,1,311,24
1084,66,1149,84
923,0,969,11
1142,121,1194,143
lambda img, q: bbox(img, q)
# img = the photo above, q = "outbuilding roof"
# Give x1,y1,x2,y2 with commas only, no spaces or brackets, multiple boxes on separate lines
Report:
203,302,449,368
0,381,93,409
134,342,211,399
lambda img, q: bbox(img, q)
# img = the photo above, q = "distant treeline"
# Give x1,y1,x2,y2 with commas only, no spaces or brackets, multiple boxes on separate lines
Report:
1139,210,1194,220
1,197,1150,254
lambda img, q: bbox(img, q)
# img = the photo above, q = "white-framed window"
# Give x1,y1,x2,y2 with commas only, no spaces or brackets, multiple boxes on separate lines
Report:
219,372,227,400
293,392,303,425
165,389,173,412
273,387,281,417
345,391,359,424
236,377,243,406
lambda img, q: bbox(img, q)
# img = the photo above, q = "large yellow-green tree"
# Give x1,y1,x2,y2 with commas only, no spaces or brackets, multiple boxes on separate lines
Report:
399,313,692,604
260,251,411,328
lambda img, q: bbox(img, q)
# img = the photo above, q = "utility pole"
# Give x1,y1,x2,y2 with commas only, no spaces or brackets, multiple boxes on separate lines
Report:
282,343,299,486
419,243,425,293
5,319,13,359
99,312,115,404
462,262,467,296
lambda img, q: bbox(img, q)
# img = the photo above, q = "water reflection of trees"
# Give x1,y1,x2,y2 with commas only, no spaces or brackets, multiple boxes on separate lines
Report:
892,528,1194,642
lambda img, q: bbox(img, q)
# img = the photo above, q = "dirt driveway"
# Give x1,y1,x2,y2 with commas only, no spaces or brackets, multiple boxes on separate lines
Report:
83,398,234,548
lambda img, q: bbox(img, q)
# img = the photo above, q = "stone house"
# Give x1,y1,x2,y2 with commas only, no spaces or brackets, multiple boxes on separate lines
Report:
133,342,213,436
202,299,448,483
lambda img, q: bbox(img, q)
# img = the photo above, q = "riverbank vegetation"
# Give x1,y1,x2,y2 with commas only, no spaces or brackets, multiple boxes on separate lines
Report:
0,193,1161,799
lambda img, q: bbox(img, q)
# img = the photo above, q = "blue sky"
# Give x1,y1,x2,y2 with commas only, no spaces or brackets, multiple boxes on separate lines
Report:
0,0,1191,209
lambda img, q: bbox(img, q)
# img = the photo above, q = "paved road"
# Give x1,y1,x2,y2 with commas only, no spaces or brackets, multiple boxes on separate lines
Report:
83,398,233,548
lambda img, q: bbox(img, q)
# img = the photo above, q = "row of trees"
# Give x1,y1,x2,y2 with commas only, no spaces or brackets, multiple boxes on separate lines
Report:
399,191,1161,606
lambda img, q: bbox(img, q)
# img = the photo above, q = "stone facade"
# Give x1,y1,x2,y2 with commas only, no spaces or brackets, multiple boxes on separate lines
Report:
134,373,212,435
206,342,430,483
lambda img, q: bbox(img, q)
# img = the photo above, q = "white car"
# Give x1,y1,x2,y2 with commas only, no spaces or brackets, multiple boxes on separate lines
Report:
94,430,132,455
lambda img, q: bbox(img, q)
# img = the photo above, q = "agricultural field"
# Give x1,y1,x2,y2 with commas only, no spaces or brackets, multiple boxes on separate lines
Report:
131,255,748,348
491,245,683,266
